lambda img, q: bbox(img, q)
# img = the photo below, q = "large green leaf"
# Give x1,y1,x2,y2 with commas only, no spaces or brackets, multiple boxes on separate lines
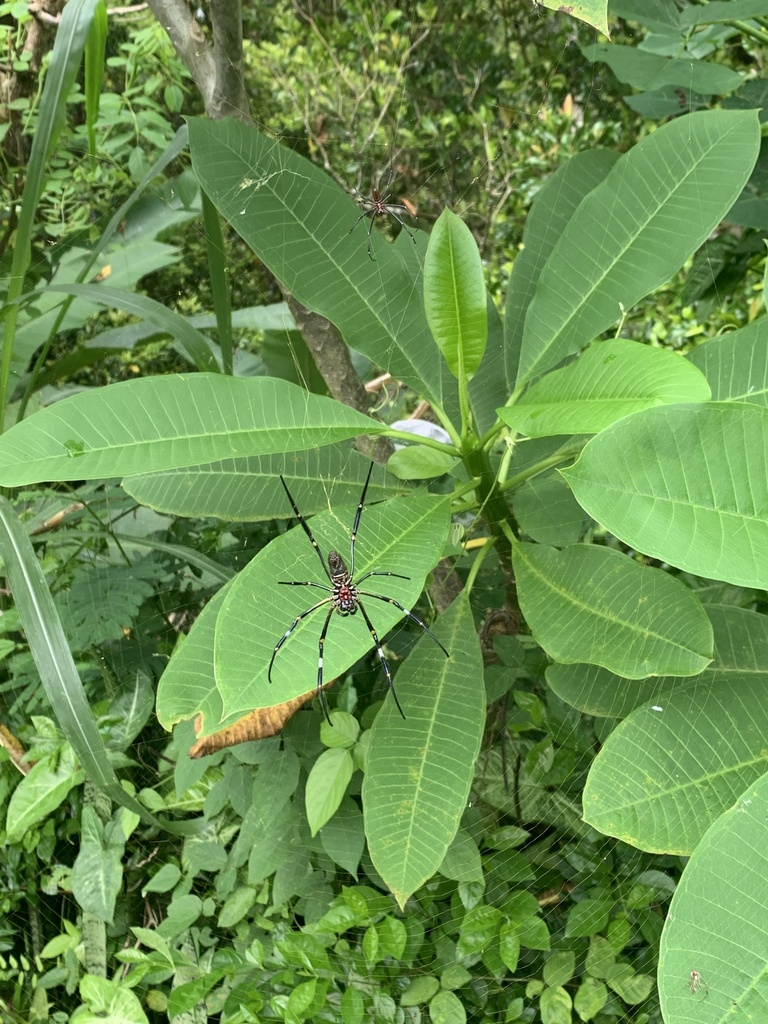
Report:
658,770,768,1020
513,542,712,678
363,594,484,907
513,474,589,547
686,318,768,405
124,448,401,521
71,806,127,922
504,150,619,387
583,676,768,854
424,209,487,380
215,494,451,717
6,745,84,841
187,118,447,407
500,340,710,437
681,0,768,26
0,375,382,486
518,111,759,385
156,584,230,733
561,402,768,589
582,43,743,93
547,604,768,718
44,284,220,373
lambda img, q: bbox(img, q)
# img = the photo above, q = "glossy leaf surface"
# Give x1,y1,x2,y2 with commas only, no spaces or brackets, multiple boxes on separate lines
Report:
513,542,712,678
562,402,768,588
518,111,759,385
500,340,710,437
363,594,483,907
424,209,487,380
659,771,768,1021
0,375,380,486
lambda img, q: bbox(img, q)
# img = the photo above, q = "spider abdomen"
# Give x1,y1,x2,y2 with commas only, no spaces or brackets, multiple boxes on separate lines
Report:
328,550,358,614
327,550,347,576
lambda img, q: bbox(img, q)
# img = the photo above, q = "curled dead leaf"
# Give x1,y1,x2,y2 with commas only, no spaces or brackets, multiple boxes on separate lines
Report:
188,684,330,758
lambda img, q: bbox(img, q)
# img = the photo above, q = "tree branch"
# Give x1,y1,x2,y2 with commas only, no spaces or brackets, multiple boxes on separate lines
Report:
145,0,249,122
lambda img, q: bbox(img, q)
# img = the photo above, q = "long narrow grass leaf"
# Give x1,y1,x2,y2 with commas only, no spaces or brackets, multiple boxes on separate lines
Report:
0,497,200,835
1,0,100,424
84,0,107,166
44,284,221,373
201,189,234,375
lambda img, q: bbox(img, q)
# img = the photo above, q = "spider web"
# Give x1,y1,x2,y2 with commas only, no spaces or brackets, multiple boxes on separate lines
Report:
0,1,714,1021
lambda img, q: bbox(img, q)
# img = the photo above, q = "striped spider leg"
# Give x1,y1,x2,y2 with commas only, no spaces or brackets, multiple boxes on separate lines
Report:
268,462,448,723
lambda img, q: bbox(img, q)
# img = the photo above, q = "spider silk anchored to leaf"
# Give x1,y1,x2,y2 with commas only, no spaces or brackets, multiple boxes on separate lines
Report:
268,463,448,723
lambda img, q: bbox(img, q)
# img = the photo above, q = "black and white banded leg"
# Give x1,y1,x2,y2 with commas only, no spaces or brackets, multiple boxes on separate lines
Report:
356,599,406,719
316,605,336,724
357,591,449,658
268,598,331,684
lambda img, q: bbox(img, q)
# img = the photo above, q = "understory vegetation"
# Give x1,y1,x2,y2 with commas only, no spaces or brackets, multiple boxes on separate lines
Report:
1,1,768,1023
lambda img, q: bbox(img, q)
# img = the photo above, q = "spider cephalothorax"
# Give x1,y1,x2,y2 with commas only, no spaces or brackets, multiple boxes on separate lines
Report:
268,463,448,723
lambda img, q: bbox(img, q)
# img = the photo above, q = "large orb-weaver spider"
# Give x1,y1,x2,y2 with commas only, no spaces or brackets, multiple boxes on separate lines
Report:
268,463,448,723
348,186,417,261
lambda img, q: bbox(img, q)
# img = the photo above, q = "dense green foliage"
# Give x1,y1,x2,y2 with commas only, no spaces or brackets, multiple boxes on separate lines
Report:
1,2,768,1023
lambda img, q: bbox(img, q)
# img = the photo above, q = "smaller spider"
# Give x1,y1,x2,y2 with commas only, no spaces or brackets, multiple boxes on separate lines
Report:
688,970,708,998
268,463,448,723
349,186,417,261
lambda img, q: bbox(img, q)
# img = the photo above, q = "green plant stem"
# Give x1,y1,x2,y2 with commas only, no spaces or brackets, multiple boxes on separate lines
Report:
474,400,510,449
81,781,109,977
451,476,483,505
478,417,505,449
726,19,768,44
464,535,495,595
429,400,463,448
461,440,517,606
463,444,514,540
384,428,460,457
685,0,768,41
498,516,518,551
499,442,585,494
451,496,483,515
458,366,472,441
82,914,107,978
495,434,515,490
